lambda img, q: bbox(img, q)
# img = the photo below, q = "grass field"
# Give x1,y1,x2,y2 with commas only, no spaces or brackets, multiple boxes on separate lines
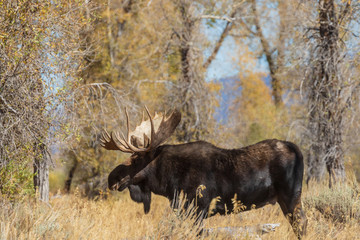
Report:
1,178,359,240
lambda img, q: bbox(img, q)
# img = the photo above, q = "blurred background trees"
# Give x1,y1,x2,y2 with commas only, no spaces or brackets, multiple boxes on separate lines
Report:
0,0,91,201
1,0,359,202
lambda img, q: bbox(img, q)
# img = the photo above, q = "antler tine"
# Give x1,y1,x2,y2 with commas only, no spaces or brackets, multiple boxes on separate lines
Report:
161,110,166,123
143,133,149,148
117,131,136,152
100,128,133,153
111,131,133,153
125,107,130,142
119,131,144,152
144,105,155,148
116,133,128,147
165,109,174,121
101,107,180,153
101,129,111,142
99,134,106,147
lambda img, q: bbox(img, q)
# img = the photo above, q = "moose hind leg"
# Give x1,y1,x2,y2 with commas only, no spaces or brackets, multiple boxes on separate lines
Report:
278,192,307,239
293,199,307,239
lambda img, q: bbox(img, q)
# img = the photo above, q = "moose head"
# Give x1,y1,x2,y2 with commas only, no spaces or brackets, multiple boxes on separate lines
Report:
100,107,181,213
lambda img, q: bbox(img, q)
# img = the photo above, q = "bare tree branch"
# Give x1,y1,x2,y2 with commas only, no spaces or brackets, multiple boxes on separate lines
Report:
201,15,235,22
203,10,238,69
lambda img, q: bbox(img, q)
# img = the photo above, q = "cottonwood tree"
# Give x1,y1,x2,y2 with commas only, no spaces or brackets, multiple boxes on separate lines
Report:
72,0,243,140
168,0,212,141
60,0,168,193
61,0,178,193
0,0,90,201
221,0,301,147
300,0,360,186
61,82,138,195
229,47,279,146
163,0,244,141
231,0,298,107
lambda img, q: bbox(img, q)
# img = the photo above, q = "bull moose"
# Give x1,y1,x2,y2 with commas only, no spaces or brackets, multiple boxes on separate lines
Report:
100,107,307,238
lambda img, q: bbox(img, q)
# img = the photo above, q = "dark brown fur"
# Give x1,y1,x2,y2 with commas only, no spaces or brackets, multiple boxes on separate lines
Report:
108,139,307,238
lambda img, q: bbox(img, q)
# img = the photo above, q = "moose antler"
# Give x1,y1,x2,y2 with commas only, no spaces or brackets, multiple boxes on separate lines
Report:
100,129,133,153
100,106,181,153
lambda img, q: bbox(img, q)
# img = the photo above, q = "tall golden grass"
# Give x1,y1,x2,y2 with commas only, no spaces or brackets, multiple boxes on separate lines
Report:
1,179,359,240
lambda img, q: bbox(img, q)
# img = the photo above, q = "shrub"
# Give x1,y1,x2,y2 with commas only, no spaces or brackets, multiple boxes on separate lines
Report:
304,183,360,223
0,159,34,201
151,193,204,239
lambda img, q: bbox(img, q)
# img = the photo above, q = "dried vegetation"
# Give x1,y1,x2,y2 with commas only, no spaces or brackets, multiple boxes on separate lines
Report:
1,178,360,240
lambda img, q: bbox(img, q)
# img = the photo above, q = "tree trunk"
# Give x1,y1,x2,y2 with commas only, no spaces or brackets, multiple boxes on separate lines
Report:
250,0,283,107
306,105,325,183
33,143,49,202
319,0,345,186
64,152,78,193
177,0,199,142
203,10,237,69
107,0,115,67
307,0,346,186
306,145,325,184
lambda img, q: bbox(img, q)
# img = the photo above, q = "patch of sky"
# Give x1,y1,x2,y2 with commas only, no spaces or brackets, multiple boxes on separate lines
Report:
200,17,242,122
344,21,360,58
215,75,241,123
202,19,240,82
201,3,276,122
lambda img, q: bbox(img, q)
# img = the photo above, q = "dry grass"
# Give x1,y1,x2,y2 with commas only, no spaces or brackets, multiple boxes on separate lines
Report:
1,181,360,240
